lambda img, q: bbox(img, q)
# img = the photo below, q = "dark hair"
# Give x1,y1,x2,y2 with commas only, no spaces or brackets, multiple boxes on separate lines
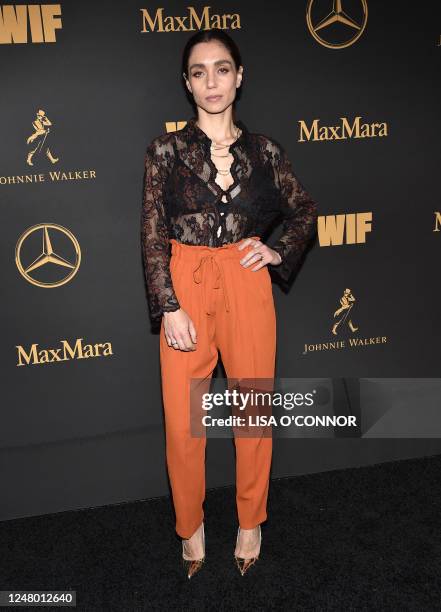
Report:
181,28,243,108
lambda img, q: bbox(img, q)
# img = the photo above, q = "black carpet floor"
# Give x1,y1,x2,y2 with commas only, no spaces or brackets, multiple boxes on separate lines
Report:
1,454,441,611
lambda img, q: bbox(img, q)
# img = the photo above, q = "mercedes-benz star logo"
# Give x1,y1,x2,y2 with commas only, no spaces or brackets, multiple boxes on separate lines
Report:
15,223,81,287
307,0,368,49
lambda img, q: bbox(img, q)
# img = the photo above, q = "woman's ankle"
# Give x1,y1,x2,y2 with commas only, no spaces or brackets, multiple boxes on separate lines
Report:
182,522,204,559
235,525,261,557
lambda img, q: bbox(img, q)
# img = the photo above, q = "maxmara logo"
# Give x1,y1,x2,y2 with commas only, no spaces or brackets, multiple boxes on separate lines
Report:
140,6,241,32
0,4,62,44
298,116,388,142
16,338,114,366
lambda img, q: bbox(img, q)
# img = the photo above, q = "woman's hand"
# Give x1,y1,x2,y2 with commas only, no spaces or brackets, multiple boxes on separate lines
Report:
237,238,282,271
163,309,197,351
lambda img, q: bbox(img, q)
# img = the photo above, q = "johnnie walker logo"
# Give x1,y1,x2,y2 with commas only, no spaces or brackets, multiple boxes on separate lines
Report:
0,107,97,186
332,288,358,335
26,109,59,166
302,287,388,355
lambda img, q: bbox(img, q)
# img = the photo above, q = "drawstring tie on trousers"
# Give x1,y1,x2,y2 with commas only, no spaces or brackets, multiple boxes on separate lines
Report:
192,255,231,315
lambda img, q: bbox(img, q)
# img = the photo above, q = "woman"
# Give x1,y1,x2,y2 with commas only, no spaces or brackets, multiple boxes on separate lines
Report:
141,28,318,578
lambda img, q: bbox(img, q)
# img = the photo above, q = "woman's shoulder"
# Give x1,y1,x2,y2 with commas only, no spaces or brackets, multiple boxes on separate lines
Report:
248,130,286,163
145,130,177,158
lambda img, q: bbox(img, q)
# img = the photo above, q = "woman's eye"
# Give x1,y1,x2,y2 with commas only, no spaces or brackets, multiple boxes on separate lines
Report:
191,68,229,78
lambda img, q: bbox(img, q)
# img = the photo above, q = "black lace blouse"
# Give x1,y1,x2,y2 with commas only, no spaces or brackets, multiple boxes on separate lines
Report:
141,116,318,325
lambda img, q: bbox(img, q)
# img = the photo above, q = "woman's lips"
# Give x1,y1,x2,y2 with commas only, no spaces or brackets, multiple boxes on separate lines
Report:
206,95,222,101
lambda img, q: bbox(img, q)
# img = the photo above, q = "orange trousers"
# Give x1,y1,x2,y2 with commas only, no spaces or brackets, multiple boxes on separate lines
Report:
159,236,276,539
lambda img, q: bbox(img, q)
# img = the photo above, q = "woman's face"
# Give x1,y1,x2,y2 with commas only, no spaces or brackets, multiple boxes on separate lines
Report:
184,40,243,115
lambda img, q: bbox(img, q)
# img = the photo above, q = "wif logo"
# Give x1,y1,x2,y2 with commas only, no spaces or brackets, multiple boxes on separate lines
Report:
0,4,62,44
140,6,241,33
165,120,187,132
318,212,372,246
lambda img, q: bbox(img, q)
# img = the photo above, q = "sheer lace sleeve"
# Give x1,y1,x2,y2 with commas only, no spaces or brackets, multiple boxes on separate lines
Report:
267,139,318,287
141,138,180,325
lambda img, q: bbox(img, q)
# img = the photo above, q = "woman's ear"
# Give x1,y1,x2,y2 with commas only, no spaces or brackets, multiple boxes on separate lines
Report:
183,74,192,94
237,66,244,88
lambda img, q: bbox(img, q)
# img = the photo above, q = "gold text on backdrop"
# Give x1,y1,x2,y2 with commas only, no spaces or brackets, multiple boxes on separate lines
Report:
16,339,114,366
140,6,241,33
298,116,387,142
0,4,62,43
318,213,372,246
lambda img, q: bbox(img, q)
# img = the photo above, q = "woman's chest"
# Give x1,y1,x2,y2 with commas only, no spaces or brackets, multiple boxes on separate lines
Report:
165,156,279,215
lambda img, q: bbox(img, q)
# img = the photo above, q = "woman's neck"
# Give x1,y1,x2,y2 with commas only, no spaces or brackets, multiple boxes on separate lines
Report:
195,115,238,145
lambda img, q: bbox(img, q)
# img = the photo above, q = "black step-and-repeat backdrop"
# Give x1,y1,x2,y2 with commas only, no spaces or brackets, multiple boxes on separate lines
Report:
1,1,440,520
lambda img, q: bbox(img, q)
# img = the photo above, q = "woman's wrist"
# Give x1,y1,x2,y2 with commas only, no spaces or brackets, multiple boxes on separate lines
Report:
271,250,282,266
163,307,181,317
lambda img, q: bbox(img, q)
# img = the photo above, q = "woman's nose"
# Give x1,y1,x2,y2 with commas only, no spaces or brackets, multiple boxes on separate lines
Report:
206,71,217,87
